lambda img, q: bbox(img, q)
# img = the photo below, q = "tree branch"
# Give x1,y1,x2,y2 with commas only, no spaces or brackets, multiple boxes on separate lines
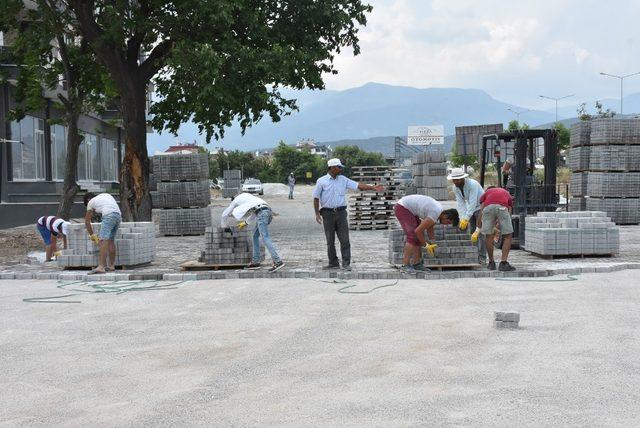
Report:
139,39,173,82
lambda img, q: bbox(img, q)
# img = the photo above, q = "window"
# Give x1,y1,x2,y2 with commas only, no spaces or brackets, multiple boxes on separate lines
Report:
10,116,46,181
51,125,67,181
77,135,87,181
101,138,117,182
78,133,101,181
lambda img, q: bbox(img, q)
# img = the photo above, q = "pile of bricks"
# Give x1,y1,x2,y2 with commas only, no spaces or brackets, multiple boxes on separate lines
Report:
56,222,156,268
151,153,212,235
411,150,448,201
199,227,264,265
348,166,405,230
223,170,242,198
494,312,520,329
523,211,619,256
568,118,640,224
388,225,479,267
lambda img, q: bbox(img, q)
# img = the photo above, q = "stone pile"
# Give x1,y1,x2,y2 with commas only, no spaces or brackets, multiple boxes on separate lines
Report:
411,150,448,200
56,222,156,268
388,225,479,267
151,153,211,235
222,170,242,198
523,211,619,256
199,227,264,265
348,166,405,230
568,118,640,224
494,312,520,329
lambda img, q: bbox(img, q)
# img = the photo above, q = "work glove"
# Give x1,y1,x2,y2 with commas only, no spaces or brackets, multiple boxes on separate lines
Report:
459,219,469,231
53,250,62,257
471,229,480,244
424,243,438,257
89,234,100,244
237,220,248,230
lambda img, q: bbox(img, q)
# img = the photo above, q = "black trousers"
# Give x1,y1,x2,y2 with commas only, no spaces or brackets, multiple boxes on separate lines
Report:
321,209,351,266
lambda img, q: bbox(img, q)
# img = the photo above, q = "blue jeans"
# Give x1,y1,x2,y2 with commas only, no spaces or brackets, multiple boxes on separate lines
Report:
288,185,294,199
99,212,122,240
253,208,281,264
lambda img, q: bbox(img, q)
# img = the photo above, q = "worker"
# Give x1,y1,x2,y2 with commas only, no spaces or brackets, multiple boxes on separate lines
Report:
83,192,122,274
313,158,384,271
36,215,70,262
287,172,296,199
221,192,284,272
447,167,487,264
501,158,513,186
476,186,516,271
393,194,460,273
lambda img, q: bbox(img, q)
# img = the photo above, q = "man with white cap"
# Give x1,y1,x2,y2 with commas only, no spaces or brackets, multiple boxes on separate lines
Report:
447,167,486,263
313,158,384,271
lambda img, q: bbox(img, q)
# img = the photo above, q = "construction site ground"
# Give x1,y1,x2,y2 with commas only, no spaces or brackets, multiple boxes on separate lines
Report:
1,185,639,281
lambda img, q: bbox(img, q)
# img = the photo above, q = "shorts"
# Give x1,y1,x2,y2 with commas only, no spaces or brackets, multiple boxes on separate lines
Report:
37,224,53,245
394,204,421,246
99,212,122,241
481,204,513,235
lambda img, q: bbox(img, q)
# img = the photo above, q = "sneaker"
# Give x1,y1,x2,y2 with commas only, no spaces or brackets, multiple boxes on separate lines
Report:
487,261,496,271
323,264,340,270
400,265,417,274
499,261,516,272
411,263,430,272
342,265,352,271
269,261,285,273
246,262,261,270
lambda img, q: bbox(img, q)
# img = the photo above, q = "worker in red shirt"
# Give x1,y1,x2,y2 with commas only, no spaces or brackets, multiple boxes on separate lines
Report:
473,186,516,271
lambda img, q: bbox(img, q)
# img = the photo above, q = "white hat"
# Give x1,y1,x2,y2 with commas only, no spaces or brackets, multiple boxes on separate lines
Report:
327,158,344,168
447,167,469,180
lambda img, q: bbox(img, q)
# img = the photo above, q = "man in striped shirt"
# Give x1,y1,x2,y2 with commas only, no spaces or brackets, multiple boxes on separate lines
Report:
36,215,70,262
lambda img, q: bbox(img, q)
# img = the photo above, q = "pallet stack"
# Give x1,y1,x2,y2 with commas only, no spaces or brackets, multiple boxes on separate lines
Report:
411,150,448,200
568,118,640,224
523,211,619,257
151,153,212,235
388,225,479,268
348,166,405,230
223,170,242,198
199,227,264,265
56,222,156,268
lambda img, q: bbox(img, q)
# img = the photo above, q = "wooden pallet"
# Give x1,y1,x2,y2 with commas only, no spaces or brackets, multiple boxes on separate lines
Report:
181,260,248,271
425,263,480,271
62,262,152,271
526,252,616,260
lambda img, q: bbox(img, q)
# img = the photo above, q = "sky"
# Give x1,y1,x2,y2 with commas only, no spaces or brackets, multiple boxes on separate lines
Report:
322,0,640,110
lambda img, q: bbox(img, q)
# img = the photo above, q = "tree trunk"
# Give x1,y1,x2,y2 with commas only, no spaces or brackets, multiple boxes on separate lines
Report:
119,83,151,221
57,113,82,219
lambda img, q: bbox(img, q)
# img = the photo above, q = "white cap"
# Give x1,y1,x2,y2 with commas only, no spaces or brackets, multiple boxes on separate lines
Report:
447,167,469,180
327,158,344,168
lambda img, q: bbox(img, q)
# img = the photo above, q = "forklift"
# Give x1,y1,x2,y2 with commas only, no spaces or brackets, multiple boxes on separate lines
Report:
479,129,561,249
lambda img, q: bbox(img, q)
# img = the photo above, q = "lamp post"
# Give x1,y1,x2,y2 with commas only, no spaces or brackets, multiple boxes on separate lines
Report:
599,71,640,115
507,107,530,122
539,94,574,124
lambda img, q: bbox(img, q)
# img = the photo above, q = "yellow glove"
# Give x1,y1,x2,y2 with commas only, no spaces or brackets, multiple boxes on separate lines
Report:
459,219,469,231
53,250,62,257
471,229,480,244
424,243,438,257
237,220,248,230
90,234,99,244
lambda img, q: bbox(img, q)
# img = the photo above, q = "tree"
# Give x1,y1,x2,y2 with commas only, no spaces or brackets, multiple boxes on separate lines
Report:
66,1,373,221
0,0,112,219
577,101,616,121
554,122,570,152
271,142,325,183
331,145,386,176
507,120,530,132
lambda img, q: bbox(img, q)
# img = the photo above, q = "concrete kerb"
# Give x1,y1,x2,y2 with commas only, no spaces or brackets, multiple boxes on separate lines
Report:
3,262,640,282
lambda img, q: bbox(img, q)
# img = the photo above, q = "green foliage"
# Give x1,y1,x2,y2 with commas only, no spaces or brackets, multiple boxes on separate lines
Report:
554,122,570,151
271,143,325,183
577,101,616,121
331,145,387,176
450,143,478,169
507,120,530,132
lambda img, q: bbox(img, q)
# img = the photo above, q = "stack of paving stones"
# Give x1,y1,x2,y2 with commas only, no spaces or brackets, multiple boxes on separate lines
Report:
56,222,156,268
223,169,242,198
568,118,640,223
411,150,448,200
388,225,479,267
199,227,264,265
494,312,520,329
348,166,405,230
523,211,619,257
152,153,212,235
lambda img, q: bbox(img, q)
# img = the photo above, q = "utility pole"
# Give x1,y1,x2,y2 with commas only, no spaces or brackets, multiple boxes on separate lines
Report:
507,107,530,123
539,94,574,124
599,71,640,115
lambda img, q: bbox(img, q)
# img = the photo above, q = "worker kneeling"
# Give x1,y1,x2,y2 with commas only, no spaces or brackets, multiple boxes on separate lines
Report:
393,194,459,273
477,186,516,272
36,215,70,262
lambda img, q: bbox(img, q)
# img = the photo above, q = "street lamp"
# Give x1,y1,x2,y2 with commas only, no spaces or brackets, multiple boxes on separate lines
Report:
599,71,640,115
507,107,530,122
539,94,574,124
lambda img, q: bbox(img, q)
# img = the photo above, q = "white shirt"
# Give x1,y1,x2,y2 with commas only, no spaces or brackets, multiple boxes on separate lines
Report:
221,193,268,227
397,195,443,221
87,193,121,216
452,178,484,221
312,174,359,209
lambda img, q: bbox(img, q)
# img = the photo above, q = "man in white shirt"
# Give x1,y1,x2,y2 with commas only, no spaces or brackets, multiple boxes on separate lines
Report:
221,192,284,272
313,158,384,271
83,192,122,274
394,194,460,273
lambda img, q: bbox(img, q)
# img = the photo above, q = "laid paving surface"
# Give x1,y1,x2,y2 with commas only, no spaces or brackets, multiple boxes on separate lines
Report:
2,185,640,280
2,271,640,425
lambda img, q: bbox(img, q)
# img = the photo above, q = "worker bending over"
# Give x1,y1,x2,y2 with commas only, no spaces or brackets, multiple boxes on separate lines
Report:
36,215,70,261
222,192,284,273
476,186,516,271
83,192,122,274
393,194,460,273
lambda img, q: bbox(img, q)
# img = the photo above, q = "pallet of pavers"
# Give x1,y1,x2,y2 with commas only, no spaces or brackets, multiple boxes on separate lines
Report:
56,222,156,268
388,226,480,270
182,227,265,270
411,150,449,201
524,211,619,258
222,169,242,199
349,165,405,231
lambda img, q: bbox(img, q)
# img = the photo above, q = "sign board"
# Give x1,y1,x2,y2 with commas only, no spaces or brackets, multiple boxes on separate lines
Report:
407,125,444,145
305,171,312,179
